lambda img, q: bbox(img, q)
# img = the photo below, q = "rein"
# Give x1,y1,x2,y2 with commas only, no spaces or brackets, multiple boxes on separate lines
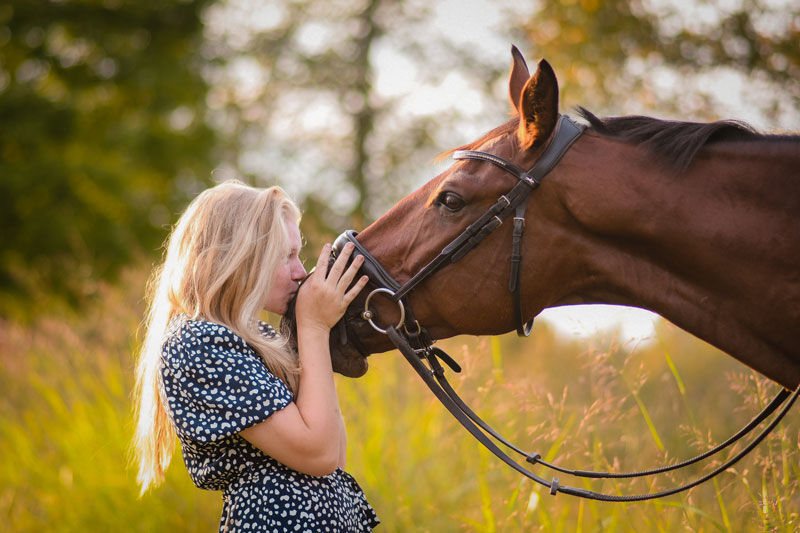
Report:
329,113,799,501
388,326,799,501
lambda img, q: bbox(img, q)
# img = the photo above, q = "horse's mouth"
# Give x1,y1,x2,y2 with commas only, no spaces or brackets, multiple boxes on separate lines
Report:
330,339,370,377
279,296,372,378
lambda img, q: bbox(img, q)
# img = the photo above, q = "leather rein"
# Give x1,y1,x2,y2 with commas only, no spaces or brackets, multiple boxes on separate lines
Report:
328,114,800,501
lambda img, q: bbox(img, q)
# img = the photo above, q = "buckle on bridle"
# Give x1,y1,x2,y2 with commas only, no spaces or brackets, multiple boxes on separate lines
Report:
403,319,422,337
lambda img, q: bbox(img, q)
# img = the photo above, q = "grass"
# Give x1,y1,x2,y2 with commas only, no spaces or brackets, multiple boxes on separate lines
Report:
0,266,797,531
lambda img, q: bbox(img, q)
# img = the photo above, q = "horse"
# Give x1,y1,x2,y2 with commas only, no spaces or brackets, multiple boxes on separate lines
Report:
283,45,800,391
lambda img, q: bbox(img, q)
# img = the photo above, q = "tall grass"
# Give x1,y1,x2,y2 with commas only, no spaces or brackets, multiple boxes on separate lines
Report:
1,267,797,531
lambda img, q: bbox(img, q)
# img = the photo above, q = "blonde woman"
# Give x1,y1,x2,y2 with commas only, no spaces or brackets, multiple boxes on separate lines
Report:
133,181,379,531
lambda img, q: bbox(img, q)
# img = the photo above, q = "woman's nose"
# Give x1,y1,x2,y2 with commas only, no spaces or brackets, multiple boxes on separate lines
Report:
292,259,307,280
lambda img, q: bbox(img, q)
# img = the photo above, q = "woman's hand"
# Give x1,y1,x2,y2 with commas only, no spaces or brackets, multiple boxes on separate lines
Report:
295,242,369,333
241,242,366,477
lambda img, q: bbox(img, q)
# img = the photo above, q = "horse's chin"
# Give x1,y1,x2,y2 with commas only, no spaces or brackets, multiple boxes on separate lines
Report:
329,333,370,377
331,349,369,378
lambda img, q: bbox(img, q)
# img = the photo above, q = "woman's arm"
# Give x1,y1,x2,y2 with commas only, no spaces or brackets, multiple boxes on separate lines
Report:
240,243,367,477
338,411,347,469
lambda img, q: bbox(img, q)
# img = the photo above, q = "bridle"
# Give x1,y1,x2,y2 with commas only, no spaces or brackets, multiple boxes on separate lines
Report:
328,114,799,501
336,115,586,340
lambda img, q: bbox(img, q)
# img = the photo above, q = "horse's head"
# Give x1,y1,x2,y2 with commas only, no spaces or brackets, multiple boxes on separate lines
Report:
282,46,580,377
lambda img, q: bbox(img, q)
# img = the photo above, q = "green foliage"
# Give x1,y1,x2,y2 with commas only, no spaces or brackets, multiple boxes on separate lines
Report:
518,0,661,111
519,0,800,125
0,0,216,321
2,266,797,531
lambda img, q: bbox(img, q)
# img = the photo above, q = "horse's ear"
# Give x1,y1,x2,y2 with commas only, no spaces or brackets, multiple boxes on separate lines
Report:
518,59,559,148
508,44,529,110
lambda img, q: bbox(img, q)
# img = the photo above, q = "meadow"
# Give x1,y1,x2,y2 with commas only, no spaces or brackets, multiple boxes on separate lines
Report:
1,266,797,532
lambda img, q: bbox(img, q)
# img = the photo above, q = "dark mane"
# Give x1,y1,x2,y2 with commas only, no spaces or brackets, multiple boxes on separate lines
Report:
576,106,767,172
441,108,795,172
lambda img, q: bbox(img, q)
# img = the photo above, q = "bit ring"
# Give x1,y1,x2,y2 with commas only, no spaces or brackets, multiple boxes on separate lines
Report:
362,288,405,334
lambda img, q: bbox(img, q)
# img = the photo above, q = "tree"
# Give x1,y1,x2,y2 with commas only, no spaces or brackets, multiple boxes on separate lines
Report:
516,0,800,129
201,0,510,238
0,0,216,320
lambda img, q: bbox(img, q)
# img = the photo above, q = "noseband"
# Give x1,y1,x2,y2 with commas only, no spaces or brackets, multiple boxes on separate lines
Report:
327,114,799,501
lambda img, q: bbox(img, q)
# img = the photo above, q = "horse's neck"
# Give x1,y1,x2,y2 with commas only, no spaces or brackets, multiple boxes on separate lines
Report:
563,135,798,247
551,134,800,387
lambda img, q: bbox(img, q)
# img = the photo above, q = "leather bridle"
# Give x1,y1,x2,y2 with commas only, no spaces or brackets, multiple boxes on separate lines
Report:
327,114,799,501
334,114,586,341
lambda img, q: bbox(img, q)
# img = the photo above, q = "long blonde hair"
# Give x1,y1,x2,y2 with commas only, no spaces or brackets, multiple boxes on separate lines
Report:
133,180,301,495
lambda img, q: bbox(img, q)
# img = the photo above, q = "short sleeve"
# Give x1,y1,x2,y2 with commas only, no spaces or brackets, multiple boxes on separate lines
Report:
160,320,294,443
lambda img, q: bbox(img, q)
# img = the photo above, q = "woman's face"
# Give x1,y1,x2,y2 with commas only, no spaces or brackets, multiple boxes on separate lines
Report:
263,217,306,315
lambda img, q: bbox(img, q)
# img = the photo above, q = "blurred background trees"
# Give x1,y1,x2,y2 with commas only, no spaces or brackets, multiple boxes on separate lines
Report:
0,0,216,320
2,0,798,321
521,0,800,125
199,0,510,233
2,1,799,530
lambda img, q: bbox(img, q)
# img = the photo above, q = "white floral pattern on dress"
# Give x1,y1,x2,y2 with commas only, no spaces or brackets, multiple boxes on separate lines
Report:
160,317,379,532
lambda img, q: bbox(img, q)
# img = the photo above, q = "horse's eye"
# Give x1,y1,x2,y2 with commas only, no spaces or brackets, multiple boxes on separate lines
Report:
436,191,465,212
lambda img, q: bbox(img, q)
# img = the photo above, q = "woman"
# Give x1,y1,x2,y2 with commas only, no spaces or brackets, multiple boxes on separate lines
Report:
133,180,379,531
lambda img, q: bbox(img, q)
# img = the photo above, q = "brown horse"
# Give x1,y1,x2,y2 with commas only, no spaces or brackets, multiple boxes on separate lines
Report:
290,46,800,389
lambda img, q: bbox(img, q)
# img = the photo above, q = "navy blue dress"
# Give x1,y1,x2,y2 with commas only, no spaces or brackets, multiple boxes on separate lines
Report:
160,317,380,532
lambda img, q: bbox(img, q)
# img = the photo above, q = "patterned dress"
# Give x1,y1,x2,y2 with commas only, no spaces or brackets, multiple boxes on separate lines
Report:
160,317,380,532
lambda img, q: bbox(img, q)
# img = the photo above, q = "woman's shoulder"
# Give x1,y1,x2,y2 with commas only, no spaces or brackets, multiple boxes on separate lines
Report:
162,316,276,365
159,316,295,445
166,316,240,348
167,315,277,344
176,316,277,336
163,316,280,360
